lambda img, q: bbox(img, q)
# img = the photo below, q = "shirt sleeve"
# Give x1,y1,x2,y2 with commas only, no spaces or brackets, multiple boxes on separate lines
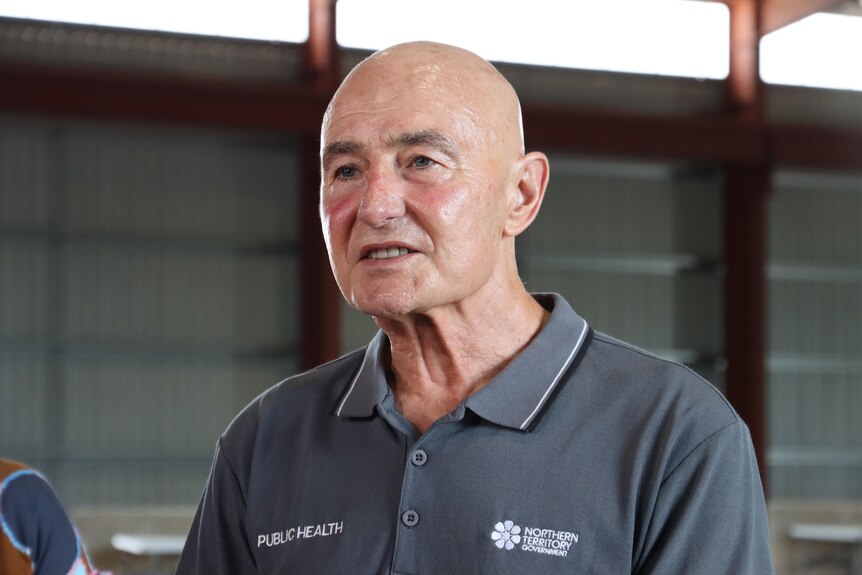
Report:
176,438,257,574
2,471,94,575
633,420,774,575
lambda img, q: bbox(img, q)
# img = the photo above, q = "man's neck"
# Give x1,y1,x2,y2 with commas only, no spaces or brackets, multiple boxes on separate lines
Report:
375,288,549,433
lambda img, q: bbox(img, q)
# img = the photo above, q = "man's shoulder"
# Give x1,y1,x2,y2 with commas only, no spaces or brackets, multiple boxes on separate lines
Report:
588,331,734,413
269,347,369,401
581,331,740,440
579,331,746,475
221,347,368,442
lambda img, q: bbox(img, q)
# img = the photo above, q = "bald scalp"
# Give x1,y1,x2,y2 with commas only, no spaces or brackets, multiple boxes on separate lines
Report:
322,42,525,159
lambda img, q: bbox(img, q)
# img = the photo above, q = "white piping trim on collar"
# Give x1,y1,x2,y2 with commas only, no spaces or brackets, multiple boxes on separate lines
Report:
334,351,369,416
519,321,589,430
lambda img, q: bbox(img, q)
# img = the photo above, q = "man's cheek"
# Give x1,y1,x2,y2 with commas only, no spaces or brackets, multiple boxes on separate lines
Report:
322,196,358,235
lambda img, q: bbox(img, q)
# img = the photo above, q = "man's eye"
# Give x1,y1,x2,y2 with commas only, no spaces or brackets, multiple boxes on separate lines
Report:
335,166,357,179
412,156,434,169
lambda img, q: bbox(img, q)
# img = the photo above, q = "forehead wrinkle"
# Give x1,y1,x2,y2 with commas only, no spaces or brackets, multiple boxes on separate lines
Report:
387,130,460,160
322,140,367,169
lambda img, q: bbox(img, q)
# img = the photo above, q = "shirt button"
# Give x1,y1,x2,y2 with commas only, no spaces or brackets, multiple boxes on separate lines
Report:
401,510,419,527
411,449,428,466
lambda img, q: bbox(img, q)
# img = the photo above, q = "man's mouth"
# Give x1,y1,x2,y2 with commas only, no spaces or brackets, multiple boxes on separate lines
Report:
365,247,414,260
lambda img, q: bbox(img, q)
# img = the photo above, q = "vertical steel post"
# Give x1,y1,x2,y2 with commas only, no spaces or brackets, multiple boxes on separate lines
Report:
724,0,771,489
299,0,341,371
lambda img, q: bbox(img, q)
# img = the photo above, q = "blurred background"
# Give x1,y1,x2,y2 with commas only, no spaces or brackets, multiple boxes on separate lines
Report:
0,0,860,573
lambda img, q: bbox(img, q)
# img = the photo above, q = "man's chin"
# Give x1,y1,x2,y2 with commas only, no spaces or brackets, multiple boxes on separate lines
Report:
350,294,417,320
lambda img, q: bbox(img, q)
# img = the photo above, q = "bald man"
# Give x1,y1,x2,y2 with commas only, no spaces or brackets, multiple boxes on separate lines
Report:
177,42,773,575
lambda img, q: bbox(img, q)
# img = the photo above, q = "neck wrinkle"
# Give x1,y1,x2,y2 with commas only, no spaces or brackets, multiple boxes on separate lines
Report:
377,286,549,407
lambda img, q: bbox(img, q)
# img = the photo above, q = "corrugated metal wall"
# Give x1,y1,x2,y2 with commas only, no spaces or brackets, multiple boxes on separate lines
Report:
0,17,302,80
518,157,724,386
768,170,862,498
0,116,299,505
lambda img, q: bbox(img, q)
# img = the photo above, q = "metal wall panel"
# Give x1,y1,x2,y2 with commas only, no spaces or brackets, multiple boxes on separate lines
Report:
771,466,862,500
0,116,299,505
527,158,721,256
61,358,290,455
0,351,50,452
0,18,303,81
768,168,862,499
63,246,296,348
58,460,217,506
524,269,721,354
771,171,862,262
769,85,862,129
0,116,53,229
518,157,723,383
0,242,51,339
63,126,298,243
770,281,862,355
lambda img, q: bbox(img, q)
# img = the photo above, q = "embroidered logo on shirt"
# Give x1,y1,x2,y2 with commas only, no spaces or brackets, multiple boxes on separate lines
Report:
490,519,578,558
491,520,521,550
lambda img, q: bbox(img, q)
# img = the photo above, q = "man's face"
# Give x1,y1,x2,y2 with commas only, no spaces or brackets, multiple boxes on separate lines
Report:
319,58,514,319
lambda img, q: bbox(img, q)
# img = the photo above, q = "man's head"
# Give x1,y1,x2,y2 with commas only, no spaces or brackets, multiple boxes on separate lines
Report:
319,42,549,319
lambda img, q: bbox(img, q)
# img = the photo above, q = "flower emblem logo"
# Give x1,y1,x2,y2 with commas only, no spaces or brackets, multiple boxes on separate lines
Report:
491,520,521,550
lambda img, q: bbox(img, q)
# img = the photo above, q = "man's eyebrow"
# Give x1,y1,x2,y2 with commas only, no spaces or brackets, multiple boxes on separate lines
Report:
321,130,459,169
390,130,460,159
321,140,366,168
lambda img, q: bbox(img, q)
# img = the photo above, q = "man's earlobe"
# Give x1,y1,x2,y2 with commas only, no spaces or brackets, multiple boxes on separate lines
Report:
505,152,550,237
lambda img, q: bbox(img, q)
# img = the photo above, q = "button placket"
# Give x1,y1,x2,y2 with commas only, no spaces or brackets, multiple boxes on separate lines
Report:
400,450,425,528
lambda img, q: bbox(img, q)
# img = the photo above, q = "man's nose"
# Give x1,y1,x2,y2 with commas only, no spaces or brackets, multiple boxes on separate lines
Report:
356,167,406,227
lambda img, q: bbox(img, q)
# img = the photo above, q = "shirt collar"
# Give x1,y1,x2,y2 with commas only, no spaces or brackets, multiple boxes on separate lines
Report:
333,293,591,431
333,329,390,418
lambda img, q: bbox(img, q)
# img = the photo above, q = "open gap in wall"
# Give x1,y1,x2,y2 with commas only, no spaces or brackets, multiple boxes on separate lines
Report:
337,0,730,80
0,0,308,42
762,11,862,92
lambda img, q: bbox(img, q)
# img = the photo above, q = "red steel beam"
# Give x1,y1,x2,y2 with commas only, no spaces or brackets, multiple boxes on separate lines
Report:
727,0,764,119
724,0,770,489
298,0,342,371
305,0,340,90
2,60,861,171
522,105,766,165
0,60,328,133
723,166,771,489
773,123,862,170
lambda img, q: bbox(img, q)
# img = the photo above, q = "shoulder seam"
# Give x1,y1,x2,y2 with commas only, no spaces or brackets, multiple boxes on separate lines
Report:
661,419,742,485
591,332,737,416
216,436,248,506
285,347,367,380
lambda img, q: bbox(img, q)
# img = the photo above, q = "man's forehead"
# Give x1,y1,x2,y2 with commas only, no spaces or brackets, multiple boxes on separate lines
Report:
325,82,470,131
322,92,475,148
320,42,523,159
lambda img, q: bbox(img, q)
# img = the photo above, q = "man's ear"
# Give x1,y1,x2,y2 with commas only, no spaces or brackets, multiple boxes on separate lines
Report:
504,151,550,237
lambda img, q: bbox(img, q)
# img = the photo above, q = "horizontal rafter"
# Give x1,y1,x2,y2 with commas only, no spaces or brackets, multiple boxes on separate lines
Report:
0,60,328,133
1,60,860,171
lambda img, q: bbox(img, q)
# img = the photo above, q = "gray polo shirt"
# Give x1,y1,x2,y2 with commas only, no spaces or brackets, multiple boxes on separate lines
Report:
177,293,773,575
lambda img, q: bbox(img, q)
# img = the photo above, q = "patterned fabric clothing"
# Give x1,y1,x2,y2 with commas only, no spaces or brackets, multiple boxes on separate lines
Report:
0,459,101,575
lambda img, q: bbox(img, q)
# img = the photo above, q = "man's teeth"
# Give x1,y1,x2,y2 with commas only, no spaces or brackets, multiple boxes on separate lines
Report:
367,247,411,260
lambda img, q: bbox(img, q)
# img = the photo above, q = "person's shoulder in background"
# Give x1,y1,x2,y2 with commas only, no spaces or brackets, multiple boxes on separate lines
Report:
0,458,108,575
